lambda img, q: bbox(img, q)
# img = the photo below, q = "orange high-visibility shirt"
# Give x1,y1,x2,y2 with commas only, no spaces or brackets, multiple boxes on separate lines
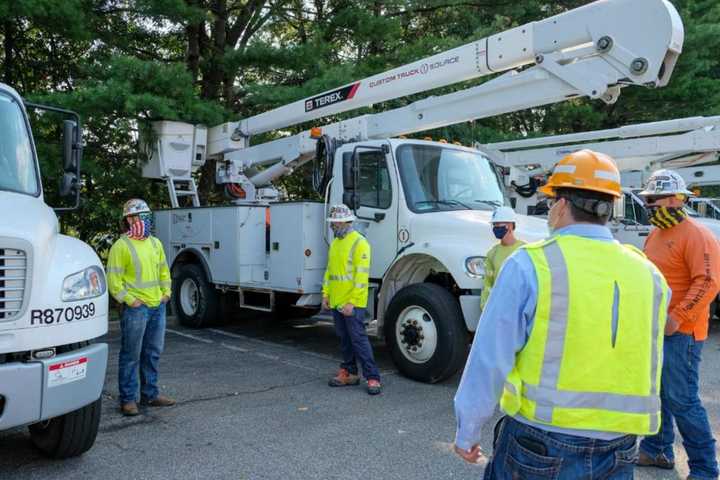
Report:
644,217,720,340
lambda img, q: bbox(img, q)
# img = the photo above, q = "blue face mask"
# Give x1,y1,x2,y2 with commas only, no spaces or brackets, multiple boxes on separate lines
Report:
492,226,509,240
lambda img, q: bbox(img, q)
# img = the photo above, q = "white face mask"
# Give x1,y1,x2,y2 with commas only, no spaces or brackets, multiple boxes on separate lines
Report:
547,198,562,234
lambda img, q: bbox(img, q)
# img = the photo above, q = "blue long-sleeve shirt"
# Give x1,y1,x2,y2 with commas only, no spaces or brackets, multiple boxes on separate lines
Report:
454,224,661,450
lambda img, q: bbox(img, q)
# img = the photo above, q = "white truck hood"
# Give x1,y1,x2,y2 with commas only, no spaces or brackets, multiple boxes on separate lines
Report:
409,209,549,248
0,190,58,247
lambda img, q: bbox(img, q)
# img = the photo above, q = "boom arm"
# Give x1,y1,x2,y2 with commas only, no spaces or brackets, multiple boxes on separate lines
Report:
484,115,720,174
209,0,683,195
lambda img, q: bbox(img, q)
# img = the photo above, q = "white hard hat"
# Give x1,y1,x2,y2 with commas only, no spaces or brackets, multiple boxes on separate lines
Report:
122,198,151,217
639,169,694,197
326,204,356,222
491,206,517,224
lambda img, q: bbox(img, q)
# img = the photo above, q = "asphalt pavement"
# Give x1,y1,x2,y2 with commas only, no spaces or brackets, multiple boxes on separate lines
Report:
1,312,719,479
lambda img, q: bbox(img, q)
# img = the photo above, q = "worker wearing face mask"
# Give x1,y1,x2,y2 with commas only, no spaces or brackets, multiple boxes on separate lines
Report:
322,204,382,395
454,150,669,479
107,199,175,417
635,169,720,479
480,206,525,310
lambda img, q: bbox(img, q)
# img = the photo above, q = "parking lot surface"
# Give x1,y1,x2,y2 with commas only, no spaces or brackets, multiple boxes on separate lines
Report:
1,313,719,479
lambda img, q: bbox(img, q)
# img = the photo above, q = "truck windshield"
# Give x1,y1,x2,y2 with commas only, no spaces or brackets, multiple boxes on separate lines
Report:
396,144,504,213
0,92,39,196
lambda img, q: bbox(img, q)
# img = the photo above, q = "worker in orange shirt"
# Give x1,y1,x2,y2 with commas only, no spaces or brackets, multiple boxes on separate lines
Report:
637,170,720,479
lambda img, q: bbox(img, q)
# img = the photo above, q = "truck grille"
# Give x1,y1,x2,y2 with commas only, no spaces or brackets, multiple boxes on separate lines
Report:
0,249,27,321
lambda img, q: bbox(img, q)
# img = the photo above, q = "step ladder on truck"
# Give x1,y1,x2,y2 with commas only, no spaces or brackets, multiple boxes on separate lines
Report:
141,0,684,383
0,85,109,457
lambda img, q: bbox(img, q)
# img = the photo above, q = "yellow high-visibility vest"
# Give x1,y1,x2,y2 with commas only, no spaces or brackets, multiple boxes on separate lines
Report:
500,235,669,435
322,231,371,309
107,235,172,307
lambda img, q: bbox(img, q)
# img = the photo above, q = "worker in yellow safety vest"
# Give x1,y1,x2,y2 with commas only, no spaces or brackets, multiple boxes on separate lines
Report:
322,204,382,395
453,150,669,479
480,206,525,310
107,199,175,416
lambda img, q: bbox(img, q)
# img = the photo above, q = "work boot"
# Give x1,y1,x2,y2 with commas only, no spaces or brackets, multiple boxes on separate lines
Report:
328,368,360,387
121,402,139,416
367,379,382,395
636,450,675,470
144,394,176,407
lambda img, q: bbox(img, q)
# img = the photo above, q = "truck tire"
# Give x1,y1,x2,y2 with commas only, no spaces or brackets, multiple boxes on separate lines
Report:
28,397,102,459
384,283,468,383
173,263,220,328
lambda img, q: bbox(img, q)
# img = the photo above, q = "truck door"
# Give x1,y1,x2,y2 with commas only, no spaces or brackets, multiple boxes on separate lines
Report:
332,142,399,279
610,191,651,249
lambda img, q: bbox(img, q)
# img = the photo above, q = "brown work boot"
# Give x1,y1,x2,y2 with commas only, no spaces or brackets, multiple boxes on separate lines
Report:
120,402,139,416
328,368,360,387
367,379,382,396
636,450,675,470
144,394,176,407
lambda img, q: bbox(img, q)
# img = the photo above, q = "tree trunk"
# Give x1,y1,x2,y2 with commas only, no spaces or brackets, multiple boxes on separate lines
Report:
186,0,201,85
201,0,228,100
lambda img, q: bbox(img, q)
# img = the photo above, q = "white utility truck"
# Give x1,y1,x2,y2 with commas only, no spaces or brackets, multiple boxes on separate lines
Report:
0,84,108,457
142,0,683,382
483,115,720,248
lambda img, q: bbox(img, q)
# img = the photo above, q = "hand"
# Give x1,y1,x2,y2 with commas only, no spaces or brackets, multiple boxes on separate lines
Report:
454,444,486,465
130,299,143,308
322,296,330,310
665,314,680,335
341,303,354,316
161,295,170,304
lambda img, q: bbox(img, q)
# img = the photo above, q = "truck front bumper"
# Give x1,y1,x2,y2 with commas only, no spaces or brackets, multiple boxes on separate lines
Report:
0,343,107,430
459,294,482,331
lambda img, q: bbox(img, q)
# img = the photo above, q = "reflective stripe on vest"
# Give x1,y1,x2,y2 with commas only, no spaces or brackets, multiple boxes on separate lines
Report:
120,236,164,289
508,238,665,432
327,235,364,286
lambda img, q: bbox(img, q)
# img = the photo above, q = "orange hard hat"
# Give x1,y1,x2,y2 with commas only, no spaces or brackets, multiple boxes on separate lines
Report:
539,149,622,198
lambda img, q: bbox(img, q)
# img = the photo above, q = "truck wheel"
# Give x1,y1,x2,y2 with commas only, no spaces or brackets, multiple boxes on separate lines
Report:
173,263,219,328
28,397,102,459
385,283,468,383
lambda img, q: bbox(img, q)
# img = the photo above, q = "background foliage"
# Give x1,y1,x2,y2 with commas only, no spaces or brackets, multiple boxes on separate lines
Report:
2,0,719,251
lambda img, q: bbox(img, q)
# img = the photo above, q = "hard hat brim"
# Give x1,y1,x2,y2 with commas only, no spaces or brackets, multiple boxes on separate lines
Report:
326,216,356,222
539,182,622,198
638,189,695,197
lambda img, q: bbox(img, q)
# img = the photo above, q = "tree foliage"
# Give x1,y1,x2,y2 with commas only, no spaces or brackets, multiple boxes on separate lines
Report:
1,0,719,252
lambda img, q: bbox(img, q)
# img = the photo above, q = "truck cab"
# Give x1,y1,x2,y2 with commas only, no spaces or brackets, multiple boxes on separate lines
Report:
331,139,547,380
0,84,108,458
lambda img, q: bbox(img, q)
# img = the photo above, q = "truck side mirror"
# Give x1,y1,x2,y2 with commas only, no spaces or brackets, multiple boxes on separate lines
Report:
343,192,359,210
613,196,625,220
342,152,355,190
59,172,78,197
63,119,80,172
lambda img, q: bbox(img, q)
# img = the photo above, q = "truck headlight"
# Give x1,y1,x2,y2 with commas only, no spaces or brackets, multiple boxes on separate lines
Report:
464,257,485,279
62,266,106,301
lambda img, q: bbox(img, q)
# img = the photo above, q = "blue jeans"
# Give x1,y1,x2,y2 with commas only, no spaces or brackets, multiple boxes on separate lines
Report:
640,334,719,479
118,303,167,404
332,308,380,381
484,416,637,479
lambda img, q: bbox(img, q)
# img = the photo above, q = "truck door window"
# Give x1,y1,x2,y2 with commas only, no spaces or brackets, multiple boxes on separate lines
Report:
0,93,39,196
358,150,391,209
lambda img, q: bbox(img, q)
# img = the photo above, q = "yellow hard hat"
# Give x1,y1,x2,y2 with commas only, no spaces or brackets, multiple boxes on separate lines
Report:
539,149,622,198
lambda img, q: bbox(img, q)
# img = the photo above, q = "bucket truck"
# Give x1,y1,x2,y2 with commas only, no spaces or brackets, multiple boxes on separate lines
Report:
0,84,109,457
141,0,683,382
483,115,720,247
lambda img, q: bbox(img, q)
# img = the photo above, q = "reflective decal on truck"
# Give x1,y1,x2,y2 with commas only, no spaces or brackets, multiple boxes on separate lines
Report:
30,302,96,326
